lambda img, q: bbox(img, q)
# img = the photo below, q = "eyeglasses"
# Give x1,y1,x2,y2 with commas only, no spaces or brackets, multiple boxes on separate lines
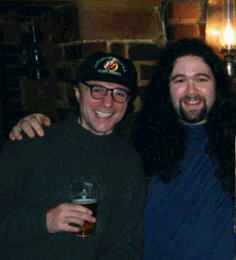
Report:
80,81,130,103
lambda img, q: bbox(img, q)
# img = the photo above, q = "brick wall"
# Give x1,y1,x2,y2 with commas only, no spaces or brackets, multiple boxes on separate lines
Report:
0,0,207,145
164,0,206,40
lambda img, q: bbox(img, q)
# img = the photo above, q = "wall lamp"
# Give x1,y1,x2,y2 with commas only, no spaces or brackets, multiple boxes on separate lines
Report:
205,0,236,77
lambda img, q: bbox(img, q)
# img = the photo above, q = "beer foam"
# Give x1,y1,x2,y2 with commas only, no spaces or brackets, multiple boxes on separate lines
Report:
72,199,97,205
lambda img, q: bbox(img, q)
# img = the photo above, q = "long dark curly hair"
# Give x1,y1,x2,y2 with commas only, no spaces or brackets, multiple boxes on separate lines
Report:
133,38,235,197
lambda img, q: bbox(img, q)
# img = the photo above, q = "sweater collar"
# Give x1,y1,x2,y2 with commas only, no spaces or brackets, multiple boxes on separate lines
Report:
185,123,207,141
64,114,117,148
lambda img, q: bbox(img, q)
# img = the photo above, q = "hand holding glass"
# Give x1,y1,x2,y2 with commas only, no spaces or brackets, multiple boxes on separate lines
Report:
70,181,98,237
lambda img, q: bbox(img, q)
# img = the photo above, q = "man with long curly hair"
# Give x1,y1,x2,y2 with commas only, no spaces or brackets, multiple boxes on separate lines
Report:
133,38,235,259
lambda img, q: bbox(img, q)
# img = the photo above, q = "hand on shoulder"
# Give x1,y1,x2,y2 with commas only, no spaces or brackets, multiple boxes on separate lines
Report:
9,113,51,141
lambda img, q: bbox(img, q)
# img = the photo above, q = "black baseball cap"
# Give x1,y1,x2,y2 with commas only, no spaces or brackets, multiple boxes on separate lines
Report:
74,52,138,94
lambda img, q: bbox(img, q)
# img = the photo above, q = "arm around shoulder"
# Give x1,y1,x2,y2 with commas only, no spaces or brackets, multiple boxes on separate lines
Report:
9,113,51,141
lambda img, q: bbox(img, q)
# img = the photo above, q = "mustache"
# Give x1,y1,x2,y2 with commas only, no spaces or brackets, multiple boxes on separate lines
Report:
181,95,203,102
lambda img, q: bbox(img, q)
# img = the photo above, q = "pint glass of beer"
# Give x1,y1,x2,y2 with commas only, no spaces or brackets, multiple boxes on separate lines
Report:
70,180,98,237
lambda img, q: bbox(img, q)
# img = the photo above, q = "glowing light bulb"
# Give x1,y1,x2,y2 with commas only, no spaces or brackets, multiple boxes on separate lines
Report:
222,21,236,49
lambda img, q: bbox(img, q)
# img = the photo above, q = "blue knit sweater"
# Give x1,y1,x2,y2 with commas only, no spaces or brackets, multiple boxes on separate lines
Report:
144,124,235,260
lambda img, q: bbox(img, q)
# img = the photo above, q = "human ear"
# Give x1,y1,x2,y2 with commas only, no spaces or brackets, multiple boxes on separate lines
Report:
73,87,81,102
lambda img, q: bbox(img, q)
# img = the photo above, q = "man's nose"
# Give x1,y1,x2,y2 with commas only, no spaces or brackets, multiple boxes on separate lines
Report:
186,80,197,95
103,90,113,107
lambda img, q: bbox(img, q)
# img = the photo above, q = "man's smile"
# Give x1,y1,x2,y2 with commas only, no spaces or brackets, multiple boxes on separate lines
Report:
95,110,113,118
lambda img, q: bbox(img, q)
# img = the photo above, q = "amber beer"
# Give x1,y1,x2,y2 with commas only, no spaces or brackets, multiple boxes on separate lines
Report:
72,198,97,237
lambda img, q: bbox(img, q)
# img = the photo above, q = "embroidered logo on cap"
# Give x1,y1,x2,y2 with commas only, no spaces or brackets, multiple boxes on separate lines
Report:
94,56,127,76
104,58,119,72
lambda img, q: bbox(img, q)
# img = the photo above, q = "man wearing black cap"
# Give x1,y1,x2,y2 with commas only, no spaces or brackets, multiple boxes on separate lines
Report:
0,52,145,259
9,52,137,140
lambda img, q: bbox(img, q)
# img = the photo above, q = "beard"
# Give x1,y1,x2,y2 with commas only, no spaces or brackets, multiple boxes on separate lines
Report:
178,96,208,124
